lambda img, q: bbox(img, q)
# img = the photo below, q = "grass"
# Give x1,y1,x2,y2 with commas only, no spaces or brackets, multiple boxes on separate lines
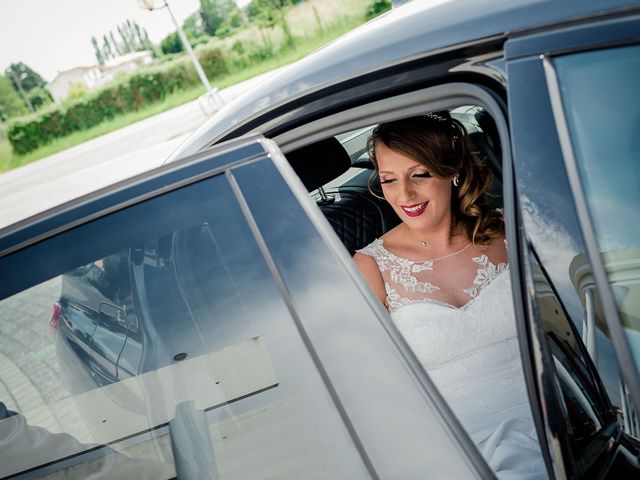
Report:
0,0,373,173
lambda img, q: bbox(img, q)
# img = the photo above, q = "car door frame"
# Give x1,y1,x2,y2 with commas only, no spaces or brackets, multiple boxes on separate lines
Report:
0,135,491,479
505,12,640,479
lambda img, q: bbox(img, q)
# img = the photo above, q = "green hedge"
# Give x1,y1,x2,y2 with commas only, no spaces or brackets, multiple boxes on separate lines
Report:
8,47,227,155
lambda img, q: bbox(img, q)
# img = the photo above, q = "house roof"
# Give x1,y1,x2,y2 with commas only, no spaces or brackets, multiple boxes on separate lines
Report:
49,66,100,85
102,50,152,70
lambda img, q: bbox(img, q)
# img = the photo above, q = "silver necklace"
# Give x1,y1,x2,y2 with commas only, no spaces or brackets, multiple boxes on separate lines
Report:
428,242,472,262
405,227,429,247
404,226,472,260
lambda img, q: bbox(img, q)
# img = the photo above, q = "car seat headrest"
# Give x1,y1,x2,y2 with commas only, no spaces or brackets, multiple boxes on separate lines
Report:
285,137,351,191
474,109,501,167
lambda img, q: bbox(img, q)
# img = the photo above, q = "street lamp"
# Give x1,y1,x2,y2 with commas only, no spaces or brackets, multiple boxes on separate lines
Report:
8,70,34,113
138,0,224,113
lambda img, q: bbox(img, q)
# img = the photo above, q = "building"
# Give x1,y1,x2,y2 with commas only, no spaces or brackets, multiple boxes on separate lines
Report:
47,66,103,102
100,50,154,82
47,51,154,102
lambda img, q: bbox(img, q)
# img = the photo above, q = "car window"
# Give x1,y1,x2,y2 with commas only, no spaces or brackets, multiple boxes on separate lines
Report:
528,251,614,465
0,172,369,478
554,44,640,375
508,45,636,475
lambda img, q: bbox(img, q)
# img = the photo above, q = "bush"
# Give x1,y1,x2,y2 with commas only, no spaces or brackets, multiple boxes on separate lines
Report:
226,40,275,71
27,86,53,111
365,0,391,20
67,83,89,101
197,46,228,79
161,32,183,55
6,47,228,155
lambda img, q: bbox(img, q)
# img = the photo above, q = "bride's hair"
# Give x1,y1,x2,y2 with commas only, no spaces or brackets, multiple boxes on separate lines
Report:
366,113,504,244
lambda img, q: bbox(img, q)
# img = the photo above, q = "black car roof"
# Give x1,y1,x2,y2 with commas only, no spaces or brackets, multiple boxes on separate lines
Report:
169,0,640,160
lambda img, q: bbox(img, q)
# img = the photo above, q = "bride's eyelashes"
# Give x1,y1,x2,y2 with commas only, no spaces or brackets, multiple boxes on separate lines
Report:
380,172,432,184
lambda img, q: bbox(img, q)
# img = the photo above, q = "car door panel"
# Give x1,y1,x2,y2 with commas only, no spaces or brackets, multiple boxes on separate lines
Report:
0,137,488,479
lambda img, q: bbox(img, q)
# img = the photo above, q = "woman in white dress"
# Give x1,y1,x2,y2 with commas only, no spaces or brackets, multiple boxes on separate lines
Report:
354,114,547,479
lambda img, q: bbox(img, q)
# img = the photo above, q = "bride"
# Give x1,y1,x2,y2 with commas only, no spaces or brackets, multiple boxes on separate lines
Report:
354,114,547,479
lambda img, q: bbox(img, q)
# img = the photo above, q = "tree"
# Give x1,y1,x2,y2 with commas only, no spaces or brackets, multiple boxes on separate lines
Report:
118,25,133,53
365,0,392,20
0,75,27,120
5,63,47,92
110,31,123,56
199,0,238,37
247,0,294,46
102,35,114,60
160,32,183,55
134,21,153,51
93,20,154,64
214,4,244,38
92,36,105,65
183,11,206,38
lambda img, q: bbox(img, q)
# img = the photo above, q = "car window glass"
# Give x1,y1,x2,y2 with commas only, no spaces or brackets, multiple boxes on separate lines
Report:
554,44,640,375
528,251,614,465
0,173,368,479
507,51,627,431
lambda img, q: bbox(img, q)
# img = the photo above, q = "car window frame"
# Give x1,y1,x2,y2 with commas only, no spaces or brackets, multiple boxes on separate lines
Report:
507,12,640,420
269,82,551,478
505,14,640,477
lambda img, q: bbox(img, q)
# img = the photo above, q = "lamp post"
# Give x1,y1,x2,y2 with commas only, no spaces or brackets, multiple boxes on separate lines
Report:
9,70,34,113
137,0,224,114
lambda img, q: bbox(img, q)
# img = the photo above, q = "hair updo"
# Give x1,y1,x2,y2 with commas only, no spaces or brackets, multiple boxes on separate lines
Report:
366,113,504,244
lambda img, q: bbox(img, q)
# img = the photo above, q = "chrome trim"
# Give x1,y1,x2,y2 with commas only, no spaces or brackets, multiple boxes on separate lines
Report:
585,288,598,364
542,55,640,409
275,83,500,153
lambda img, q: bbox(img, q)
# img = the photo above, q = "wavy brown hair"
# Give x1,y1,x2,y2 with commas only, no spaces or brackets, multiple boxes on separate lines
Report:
366,114,504,244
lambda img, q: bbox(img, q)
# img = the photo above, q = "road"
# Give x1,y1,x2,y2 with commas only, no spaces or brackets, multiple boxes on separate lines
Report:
0,69,281,230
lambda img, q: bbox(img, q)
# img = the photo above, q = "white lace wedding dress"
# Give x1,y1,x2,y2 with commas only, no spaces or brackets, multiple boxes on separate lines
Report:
358,238,547,479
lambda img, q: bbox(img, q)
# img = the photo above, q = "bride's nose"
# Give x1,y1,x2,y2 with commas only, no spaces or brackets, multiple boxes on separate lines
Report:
398,180,416,202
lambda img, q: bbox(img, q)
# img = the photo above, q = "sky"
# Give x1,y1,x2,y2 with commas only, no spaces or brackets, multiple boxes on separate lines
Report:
0,0,213,81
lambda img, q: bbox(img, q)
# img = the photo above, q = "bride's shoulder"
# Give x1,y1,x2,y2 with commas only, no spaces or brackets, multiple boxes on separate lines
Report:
474,235,508,264
378,225,407,250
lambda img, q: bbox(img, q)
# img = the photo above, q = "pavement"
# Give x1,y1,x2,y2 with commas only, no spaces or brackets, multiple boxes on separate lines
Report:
0,68,282,230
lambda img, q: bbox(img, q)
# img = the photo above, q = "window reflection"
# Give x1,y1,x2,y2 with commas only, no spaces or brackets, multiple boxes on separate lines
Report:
0,173,367,479
530,253,613,462
555,44,640,382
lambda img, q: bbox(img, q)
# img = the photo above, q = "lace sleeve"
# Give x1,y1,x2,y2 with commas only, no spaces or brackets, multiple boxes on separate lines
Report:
355,239,380,258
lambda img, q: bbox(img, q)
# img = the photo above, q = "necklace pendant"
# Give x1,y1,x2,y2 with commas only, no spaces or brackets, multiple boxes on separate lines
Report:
421,241,427,247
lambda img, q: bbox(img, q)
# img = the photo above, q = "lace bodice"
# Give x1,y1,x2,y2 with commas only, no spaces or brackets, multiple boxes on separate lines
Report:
356,237,546,478
357,238,508,313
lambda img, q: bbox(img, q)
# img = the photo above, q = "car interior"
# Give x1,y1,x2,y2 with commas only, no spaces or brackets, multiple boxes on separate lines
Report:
283,106,504,255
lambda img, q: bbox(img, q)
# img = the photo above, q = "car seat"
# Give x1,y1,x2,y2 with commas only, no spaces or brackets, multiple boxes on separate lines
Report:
286,137,399,255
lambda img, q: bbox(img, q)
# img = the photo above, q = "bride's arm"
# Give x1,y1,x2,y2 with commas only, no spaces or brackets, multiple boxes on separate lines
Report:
353,252,387,309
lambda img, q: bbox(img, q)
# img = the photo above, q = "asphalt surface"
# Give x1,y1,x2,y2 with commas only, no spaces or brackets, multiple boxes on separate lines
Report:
0,68,281,230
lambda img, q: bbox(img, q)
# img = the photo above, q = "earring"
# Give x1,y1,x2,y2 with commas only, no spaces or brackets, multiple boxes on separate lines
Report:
453,174,459,187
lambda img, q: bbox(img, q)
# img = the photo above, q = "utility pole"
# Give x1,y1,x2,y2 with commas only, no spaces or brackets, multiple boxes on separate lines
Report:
138,0,224,114
9,69,34,113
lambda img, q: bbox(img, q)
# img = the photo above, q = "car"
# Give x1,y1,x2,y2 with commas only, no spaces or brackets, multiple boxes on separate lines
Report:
1,0,640,478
